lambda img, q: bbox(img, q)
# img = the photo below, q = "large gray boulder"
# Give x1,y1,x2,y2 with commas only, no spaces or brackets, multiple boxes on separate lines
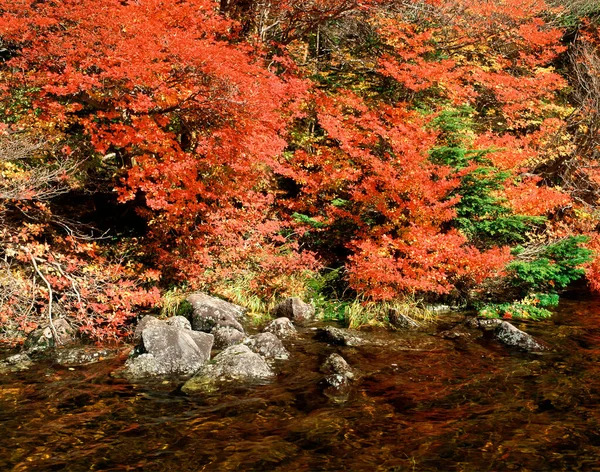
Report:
244,332,289,361
133,315,162,343
166,315,192,331
494,321,546,352
125,318,214,378
181,344,274,393
187,293,245,333
273,297,315,324
263,317,296,338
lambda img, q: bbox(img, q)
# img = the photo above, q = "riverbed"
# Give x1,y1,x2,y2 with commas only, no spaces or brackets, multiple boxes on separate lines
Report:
2,296,600,471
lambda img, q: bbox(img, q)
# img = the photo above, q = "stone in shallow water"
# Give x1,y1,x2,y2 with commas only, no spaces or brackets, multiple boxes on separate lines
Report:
263,317,296,338
321,353,354,385
320,353,356,401
54,347,121,366
494,321,546,352
244,332,289,361
388,309,421,330
125,321,213,378
181,344,274,393
0,353,33,373
316,326,364,346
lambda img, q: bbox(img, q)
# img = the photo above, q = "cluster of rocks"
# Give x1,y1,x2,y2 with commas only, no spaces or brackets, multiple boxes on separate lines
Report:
1,291,550,401
124,294,317,392
0,317,124,373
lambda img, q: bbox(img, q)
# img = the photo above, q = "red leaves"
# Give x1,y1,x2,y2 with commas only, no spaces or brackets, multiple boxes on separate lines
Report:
373,0,566,126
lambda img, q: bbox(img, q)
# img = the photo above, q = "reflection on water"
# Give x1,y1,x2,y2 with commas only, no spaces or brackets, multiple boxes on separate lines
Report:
2,297,600,471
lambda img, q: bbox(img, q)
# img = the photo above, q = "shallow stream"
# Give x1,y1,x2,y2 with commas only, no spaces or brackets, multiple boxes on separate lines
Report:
2,296,600,471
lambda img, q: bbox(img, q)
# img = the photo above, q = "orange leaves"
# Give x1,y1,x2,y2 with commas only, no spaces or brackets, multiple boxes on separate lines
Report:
373,0,566,127
503,176,571,217
347,227,512,300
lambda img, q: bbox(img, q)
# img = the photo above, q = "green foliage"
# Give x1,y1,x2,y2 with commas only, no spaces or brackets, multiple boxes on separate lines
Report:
450,166,544,246
292,212,327,229
429,108,543,246
429,106,476,147
508,236,593,292
306,268,348,321
479,302,553,320
479,292,559,320
429,146,488,168
478,237,592,321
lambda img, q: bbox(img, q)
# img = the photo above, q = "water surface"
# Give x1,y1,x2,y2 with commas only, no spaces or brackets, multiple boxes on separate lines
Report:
2,297,600,471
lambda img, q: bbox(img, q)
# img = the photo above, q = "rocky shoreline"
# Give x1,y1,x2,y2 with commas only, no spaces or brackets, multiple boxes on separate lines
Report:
0,293,549,398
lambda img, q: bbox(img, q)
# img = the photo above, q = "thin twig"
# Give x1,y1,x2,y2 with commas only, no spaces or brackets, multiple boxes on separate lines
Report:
28,250,61,346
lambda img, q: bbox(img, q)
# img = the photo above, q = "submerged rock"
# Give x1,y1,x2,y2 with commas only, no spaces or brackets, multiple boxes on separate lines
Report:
0,353,33,373
53,347,122,366
187,293,245,333
181,344,274,393
316,326,364,347
438,324,479,340
244,332,289,361
264,317,296,338
273,297,315,324
494,321,546,352
124,319,213,378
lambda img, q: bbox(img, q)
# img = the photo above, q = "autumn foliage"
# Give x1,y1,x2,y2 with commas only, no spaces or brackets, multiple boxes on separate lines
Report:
0,0,599,341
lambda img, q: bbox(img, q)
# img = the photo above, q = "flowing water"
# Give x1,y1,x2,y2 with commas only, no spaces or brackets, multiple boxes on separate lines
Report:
2,296,600,471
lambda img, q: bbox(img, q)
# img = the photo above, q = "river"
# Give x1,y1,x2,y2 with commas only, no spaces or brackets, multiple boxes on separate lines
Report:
1,295,600,471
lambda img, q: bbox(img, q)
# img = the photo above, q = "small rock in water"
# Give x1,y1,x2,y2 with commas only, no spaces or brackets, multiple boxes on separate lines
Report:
54,347,121,366
438,324,478,340
273,297,315,324
320,353,356,401
263,317,296,338
0,353,33,373
494,321,546,352
316,326,364,346
472,318,503,331
244,332,289,361
388,309,421,330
